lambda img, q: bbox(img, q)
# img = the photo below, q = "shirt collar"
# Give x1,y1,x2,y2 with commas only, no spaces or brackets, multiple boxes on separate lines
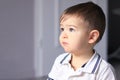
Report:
60,50,102,74
82,52,102,73
60,53,71,64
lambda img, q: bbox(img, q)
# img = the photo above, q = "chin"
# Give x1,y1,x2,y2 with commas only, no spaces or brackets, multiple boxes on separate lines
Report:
64,49,72,53
63,47,73,53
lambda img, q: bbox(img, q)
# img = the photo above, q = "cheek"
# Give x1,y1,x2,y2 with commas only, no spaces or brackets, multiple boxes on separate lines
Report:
59,34,62,44
72,34,88,46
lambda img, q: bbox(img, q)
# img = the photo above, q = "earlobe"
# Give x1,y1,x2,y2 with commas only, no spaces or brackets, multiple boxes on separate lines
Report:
88,30,99,44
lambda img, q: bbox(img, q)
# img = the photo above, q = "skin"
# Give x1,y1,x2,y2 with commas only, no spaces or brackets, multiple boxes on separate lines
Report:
59,16,99,70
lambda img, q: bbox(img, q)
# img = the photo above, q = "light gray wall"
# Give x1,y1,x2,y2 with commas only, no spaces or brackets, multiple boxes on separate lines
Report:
0,0,35,79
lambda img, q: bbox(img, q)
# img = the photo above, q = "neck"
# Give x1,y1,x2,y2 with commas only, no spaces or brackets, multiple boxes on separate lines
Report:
72,49,94,59
70,49,94,71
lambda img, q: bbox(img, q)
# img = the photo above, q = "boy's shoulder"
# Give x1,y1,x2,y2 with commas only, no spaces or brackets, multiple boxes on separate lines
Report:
99,58,115,71
97,57,116,77
96,58,116,79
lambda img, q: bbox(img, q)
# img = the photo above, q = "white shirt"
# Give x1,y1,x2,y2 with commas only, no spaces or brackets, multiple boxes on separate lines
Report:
47,51,116,80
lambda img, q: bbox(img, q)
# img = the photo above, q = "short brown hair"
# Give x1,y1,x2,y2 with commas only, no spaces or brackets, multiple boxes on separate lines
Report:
60,2,106,43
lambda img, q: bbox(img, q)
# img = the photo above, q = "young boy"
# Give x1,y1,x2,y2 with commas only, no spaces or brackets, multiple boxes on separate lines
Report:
47,2,116,80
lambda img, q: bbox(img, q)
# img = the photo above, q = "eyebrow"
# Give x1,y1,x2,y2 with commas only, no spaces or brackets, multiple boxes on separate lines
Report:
67,25,78,28
60,24,78,28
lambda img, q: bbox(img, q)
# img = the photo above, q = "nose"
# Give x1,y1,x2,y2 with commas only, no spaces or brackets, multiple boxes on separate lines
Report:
61,31,68,39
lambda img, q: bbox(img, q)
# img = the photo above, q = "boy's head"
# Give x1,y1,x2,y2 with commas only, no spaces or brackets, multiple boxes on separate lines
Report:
60,2,106,43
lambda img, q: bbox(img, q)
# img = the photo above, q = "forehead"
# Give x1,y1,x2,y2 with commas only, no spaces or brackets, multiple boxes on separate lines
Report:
60,15,88,27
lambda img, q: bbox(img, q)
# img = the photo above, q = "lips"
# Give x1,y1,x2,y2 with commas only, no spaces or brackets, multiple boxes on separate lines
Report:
62,42,68,45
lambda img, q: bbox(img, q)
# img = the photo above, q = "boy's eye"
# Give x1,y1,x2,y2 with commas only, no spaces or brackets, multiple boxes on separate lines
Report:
60,28,64,32
69,28,75,32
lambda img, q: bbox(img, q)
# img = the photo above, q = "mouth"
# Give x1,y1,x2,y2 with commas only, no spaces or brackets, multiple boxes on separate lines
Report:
62,42,68,45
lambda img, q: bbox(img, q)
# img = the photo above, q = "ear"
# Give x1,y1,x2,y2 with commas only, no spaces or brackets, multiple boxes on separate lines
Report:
88,30,99,44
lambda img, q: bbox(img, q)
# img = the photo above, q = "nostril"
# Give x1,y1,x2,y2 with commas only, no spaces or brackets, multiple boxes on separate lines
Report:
60,31,68,39
63,34,67,38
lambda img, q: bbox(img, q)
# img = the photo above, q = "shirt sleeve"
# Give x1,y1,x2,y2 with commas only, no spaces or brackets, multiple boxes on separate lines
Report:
99,64,117,80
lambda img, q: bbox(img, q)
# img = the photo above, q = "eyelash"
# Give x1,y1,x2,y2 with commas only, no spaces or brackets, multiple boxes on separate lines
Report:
69,28,75,32
60,27,75,32
60,28,64,32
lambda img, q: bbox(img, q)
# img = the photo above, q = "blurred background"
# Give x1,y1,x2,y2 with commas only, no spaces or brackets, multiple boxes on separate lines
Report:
0,0,119,80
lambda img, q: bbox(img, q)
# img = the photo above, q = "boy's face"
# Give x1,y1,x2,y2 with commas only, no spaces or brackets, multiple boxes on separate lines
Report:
59,16,90,53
